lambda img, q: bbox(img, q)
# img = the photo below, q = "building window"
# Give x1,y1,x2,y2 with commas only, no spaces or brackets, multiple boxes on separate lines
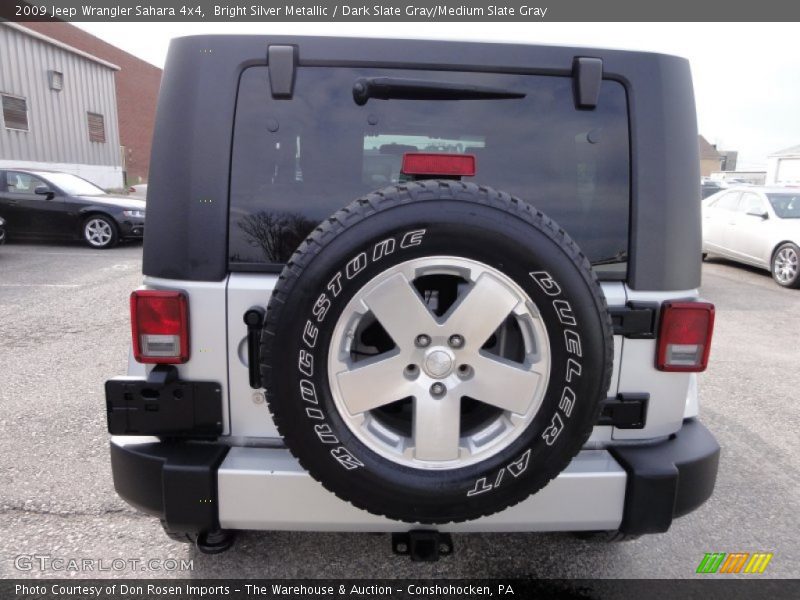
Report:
87,112,106,143
1,94,29,131
49,71,64,91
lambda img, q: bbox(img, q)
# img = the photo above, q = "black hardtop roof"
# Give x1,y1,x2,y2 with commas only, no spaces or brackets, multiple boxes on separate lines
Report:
143,34,701,291
167,34,688,77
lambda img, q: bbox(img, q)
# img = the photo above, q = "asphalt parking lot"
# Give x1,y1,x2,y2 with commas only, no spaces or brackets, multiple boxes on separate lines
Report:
1,241,798,579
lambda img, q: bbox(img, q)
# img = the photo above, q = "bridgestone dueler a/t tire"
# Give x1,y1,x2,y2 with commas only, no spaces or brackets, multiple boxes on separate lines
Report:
260,181,613,524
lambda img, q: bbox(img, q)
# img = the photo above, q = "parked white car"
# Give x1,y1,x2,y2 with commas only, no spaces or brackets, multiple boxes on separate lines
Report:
702,186,800,287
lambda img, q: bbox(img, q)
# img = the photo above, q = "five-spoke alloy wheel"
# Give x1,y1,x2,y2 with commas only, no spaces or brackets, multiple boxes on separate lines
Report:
328,257,550,469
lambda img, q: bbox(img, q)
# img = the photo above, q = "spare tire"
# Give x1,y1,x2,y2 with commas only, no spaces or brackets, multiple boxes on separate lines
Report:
261,181,613,524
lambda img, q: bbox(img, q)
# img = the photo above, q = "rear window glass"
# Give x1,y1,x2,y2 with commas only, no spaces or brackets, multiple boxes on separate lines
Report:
229,67,630,275
767,193,800,218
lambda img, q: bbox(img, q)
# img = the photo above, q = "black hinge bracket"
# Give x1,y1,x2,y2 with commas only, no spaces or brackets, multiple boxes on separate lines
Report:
244,307,266,389
146,364,178,386
572,57,603,109
268,45,297,99
598,393,649,429
609,301,659,339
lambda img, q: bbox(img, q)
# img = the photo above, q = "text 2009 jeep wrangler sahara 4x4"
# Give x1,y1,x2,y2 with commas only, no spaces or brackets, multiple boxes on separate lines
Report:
106,36,719,556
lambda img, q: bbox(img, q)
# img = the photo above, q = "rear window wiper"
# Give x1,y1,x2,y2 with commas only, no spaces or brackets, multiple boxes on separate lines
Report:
591,251,628,266
353,77,526,105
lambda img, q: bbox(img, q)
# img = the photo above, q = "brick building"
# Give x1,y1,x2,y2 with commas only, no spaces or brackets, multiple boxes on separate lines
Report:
22,22,161,185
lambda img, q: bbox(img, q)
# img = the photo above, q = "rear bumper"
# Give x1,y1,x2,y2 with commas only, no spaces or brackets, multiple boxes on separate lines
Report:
110,438,228,534
109,419,718,535
610,418,720,534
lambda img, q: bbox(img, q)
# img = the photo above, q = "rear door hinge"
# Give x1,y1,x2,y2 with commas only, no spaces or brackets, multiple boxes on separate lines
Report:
609,302,659,339
572,57,603,109
267,45,297,99
598,393,649,429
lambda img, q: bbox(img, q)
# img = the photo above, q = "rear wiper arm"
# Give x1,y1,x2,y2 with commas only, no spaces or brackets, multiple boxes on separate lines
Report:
353,77,526,105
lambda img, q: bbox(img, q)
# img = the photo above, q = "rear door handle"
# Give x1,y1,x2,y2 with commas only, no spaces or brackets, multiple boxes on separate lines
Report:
243,307,266,389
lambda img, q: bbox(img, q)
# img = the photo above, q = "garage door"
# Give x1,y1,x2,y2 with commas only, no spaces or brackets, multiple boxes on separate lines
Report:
777,158,800,183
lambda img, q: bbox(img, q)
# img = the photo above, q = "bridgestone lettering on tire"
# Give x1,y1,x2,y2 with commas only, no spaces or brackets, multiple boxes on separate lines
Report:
261,181,613,523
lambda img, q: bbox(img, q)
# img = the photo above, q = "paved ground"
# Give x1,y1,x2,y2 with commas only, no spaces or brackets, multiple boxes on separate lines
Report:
1,242,797,579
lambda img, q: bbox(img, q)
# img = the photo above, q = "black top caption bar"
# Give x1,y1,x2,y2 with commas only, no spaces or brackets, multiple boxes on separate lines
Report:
2,0,800,22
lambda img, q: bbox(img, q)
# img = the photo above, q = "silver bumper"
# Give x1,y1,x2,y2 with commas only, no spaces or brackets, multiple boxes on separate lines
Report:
217,448,625,532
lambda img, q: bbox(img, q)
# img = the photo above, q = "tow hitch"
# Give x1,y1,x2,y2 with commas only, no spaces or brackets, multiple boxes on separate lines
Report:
392,530,453,562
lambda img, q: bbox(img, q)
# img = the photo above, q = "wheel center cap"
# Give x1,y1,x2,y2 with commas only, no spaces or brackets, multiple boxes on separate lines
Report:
423,348,455,378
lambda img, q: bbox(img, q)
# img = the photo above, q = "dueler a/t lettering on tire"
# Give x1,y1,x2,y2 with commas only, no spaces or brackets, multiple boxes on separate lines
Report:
261,181,613,523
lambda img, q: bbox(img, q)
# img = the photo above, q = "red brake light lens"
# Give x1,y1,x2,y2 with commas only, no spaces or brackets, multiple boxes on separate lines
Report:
656,301,715,372
130,290,189,364
401,153,476,177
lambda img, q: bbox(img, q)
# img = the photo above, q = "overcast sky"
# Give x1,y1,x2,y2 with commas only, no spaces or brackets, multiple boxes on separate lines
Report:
76,22,800,169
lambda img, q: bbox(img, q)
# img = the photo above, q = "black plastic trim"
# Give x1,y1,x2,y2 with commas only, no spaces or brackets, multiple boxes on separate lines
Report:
599,393,649,429
609,302,659,338
144,36,701,290
267,45,296,98
110,440,229,535
609,419,720,534
106,366,223,437
243,307,266,389
572,57,603,109
352,76,525,105
392,531,453,562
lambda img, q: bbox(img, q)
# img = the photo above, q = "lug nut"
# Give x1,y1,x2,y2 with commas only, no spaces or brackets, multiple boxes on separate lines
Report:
415,334,431,348
448,334,464,348
430,382,446,397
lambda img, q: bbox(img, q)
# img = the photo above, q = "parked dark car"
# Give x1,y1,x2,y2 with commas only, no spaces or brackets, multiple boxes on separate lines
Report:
0,215,6,245
0,169,145,248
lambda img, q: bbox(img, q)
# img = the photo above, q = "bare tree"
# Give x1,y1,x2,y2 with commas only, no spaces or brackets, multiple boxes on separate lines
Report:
237,211,317,262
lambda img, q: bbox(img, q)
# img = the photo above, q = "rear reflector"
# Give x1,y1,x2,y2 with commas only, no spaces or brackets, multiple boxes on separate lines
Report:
130,290,189,364
656,301,715,372
401,153,476,178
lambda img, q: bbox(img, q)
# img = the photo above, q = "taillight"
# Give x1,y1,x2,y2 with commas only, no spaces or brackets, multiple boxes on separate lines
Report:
130,290,189,364
401,153,476,178
656,301,715,372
